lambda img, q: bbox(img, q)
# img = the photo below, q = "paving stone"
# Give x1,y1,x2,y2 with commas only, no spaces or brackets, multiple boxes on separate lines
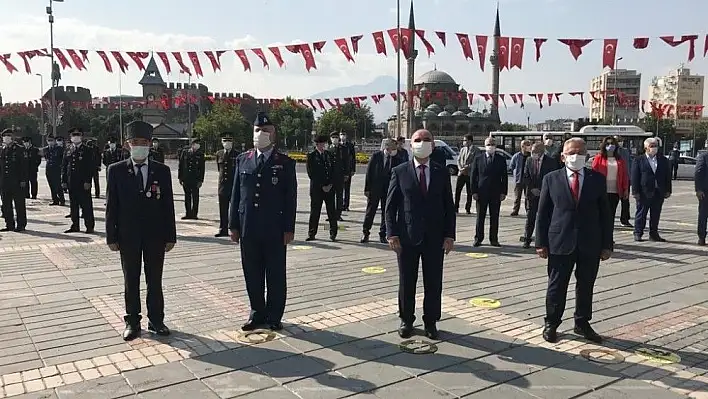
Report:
202,367,278,398
370,377,453,398
257,354,331,384
135,380,220,399
182,341,300,379
123,362,195,393
579,377,689,398
8,389,58,399
234,387,300,398
55,375,134,399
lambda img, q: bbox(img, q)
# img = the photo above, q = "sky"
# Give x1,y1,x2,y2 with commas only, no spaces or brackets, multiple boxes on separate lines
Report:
1,0,707,116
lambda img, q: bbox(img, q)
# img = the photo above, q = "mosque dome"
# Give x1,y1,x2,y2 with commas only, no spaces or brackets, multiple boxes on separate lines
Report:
437,111,451,117
451,110,466,117
426,103,442,113
415,69,457,85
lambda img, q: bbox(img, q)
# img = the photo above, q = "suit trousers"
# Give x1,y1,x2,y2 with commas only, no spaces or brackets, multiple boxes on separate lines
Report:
475,196,501,242
634,192,664,237
218,193,231,233
524,195,540,242
120,241,166,325
672,163,679,179
46,169,65,204
607,193,620,230
308,188,337,237
23,172,39,199
620,198,631,224
545,251,600,327
69,187,95,229
362,193,386,236
343,176,352,209
697,199,708,239
454,174,472,212
183,184,200,217
1,187,27,229
512,183,528,214
240,236,287,323
93,171,100,197
333,181,344,218
397,239,444,324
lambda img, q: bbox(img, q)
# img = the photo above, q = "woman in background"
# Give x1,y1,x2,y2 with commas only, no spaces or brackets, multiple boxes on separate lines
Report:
592,136,629,228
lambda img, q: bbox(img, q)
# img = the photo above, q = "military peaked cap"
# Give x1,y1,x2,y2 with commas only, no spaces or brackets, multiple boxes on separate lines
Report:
254,111,273,127
314,135,329,143
1,129,13,136
125,120,154,141
106,136,118,143
68,127,83,135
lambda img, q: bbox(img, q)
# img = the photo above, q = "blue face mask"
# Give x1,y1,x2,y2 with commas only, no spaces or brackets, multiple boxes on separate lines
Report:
606,144,616,152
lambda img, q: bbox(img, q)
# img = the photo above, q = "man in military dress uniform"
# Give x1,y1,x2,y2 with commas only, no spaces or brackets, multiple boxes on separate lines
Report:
307,135,338,241
150,138,165,163
86,138,102,198
178,138,205,219
328,132,353,221
21,137,41,199
102,136,124,185
44,134,65,206
106,120,176,341
215,133,239,237
0,129,28,232
62,128,96,233
229,112,297,331
339,132,356,211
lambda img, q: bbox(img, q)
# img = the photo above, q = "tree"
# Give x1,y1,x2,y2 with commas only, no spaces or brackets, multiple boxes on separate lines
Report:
0,105,41,141
499,122,528,131
315,109,356,137
268,98,315,149
315,103,377,140
193,102,250,151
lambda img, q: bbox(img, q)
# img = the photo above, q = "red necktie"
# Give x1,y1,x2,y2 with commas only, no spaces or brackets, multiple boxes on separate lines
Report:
419,165,427,195
571,171,580,201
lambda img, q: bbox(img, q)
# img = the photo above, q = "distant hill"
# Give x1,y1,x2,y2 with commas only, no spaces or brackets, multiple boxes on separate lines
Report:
309,76,400,122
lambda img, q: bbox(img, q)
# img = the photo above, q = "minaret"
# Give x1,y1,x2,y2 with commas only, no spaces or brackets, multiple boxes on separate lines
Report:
489,5,501,122
405,0,418,136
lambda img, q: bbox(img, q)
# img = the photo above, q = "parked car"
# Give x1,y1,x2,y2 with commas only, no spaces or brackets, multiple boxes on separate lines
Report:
676,155,697,180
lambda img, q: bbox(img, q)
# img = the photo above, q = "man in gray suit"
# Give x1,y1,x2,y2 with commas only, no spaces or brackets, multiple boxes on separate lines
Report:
454,134,478,214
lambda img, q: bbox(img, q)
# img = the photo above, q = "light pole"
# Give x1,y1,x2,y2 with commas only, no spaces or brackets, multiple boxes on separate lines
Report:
610,57,623,125
46,0,63,137
36,73,46,143
395,0,401,138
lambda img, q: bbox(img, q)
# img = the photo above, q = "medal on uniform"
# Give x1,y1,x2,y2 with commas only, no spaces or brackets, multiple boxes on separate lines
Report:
272,176,278,185
146,191,152,198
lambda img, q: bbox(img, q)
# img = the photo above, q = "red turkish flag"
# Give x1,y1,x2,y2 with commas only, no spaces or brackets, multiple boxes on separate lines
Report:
96,51,113,73
533,38,547,62
569,92,585,106
660,35,699,61
633,38,649,49
313,41,326,53
127,52,149,70
0,54,18,74
110,51,130,73
350,35,363,54
415,30,435,57
235,50,251,71
497,37,510,70
66,49,86,70
602,39,618,69
372,31,387,55
509,37,525,69
298,43,317,72
251,49,269,68
187,52,203,76
435,31,446,46
400,28,414,59
171,52,191,75
334,38,355,62
475,35,488,71
17,51,33,74
456,33,474,60
386,28,408,55
531,93,543,109
156,52,171,74
204,51,225,72
268,47,285,68
53,49,72,69
558,39,593,60
285,45,300,54
79,50,89,63
316,99,325,110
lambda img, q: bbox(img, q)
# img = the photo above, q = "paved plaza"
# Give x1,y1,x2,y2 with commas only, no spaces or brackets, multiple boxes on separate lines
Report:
0,160,706,399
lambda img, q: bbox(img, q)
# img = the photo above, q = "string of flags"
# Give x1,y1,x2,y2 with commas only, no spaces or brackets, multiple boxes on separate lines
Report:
1,30,707,75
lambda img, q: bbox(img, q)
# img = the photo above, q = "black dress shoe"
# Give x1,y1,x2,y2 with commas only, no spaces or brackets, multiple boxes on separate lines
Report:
241,319,264,331
424,323,439,340
123,324,141,341
398,322,414,338
698,238,706,246
379,235,387,244
64,227,80,233
649,235,666,242
268,321,283,331
85,228,94,234
621,221,633,228
148,322,170,336
0,227,12,232
466,210,471,215
360,233,369,243
522,241,531,249
14,227,26,233
542,324,558,343
65,214,71,218
305,236,315,241
214,231,228,238
490,241,501,247
49,202,59,206
574,324,602,343
473,240,482,247
181,216,190,220
633,234,644,242
330,234,337,242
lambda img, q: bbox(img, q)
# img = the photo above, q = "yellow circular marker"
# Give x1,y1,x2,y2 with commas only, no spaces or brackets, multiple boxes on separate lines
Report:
469,298,501,308
338,225,347,231
237,329,276,345
292,245,312,250
399,339,438,354
635,348,681,364
361,266,386,274
580,349,625,365
466,253,489,259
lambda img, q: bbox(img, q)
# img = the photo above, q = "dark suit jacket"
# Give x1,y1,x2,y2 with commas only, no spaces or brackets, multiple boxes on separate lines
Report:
216,148,239,196
523,155,558,192
430,146,447,167
364,151,404,196
470,153,508,198
695,152,708,193
631,154,672,198
385,160,456,247
535,168,612,256
105,159,177,247
306,150,334,192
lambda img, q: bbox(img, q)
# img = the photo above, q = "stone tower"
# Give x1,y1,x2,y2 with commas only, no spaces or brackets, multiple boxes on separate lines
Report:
405,0,418,136
139,56,167,124
489,5,501,122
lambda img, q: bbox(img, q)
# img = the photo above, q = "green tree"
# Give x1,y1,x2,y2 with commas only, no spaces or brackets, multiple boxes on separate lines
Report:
0,105,41,141
499,122,528,131
269,98,315,149
193,102,250,152
314,102,377,140
315,109,356,137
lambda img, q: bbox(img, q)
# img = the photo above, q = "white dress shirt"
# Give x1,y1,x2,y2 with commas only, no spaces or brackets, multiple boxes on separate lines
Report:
606,157,618,194
133,159,149,190
565,167,584,199
646,153,658,173
257,147,274,161
413,158,431,188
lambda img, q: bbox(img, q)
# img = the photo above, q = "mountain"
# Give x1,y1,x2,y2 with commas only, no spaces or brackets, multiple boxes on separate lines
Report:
310,75,590,125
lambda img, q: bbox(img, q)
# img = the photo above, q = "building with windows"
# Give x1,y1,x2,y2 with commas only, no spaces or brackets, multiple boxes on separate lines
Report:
649,66,705,132
589,69,642,122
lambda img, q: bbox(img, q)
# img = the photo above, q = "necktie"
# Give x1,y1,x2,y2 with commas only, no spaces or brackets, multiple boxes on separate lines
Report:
384,155,391,173
571,171,580,202
535,159,541,176
135,164,145,192
257,153,265,168
418,164,427,195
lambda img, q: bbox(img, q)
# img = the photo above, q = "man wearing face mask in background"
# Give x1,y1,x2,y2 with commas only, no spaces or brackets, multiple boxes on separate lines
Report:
631,137,672,242
102,136,124,188
614,136,634,227
522,142,556,248
62,128,96,234
106,120,176,341
454,134,478,215
339,132,356,211
86,138,102,198
470,137,508,247
396,136,409,160
0,129,29,232
361,138,404,243
543,133,563,169
509,139,531,216
149,138,165,163
306,135,338,241
43,134,65,206
328,132,352,221
178,138,205,220
535,138,611,344
229,112,297,332
215,133,239,237
21,137,41,200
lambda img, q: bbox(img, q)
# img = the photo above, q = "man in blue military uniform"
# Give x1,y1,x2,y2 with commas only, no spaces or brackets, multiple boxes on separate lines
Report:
43,134,65,206
0,129,29,232
215,133,239,237
306,135,338,241
62,128,96,233
229,112,297,331
21,137,41,200
178,138,205,219
106,120,176,341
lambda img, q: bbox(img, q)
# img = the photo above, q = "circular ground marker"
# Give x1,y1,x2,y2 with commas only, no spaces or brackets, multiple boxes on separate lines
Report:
237,329,276,344
635,348,681,364
580,349,625,364
399,339,438,354
466,253,489,259
338,225,347,231
361,266,386,274
292,245,312,250
469,298,501,308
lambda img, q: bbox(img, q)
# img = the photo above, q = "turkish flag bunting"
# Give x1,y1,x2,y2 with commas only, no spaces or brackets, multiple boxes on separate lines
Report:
509,94,518,104
251,49,269,68
110,51,130,73
80,50,89,63
435,31,446,46
467,93,474,103
533,38,547,62
203,51,223,72
172,52,191,75
400,29,413,58
17,51,33,74
350,35,363,54
334,38,355,62
53,49,72,69
475,35,488,71
235,50,251,71
285,45,300,54
456,33,474,60
127,52,149,70
590,91,600,102
372,31,387,55
558,39,593,60
415,30,435,57
390,93,398,102
187,52,203,76
316,99,325,109
268,47,285,68
499,94,506,108
334,98,342,108
480,94,490,102
156,52,171,74
569,91,585,106
313,41,326,53
66,49,87,70
704,35,708,57
96,51,113,73
660,35,699,61
555,93,562,103
497,37,510,70
509,37,524,69
530,93,543,109
633,38,649,49
602,39,618,69
298,44,317,72
0,54,18,74
306,99,316,109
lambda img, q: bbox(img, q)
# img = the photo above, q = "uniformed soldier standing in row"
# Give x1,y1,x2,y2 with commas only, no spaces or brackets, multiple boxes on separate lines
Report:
339,132,356,211
306,135,338,241
106,120,176,341
328,132,353,221
150,137,165,163
102,136,124,187
86,138,102,198
62,128,96,233
215,133,239,237
229,112,297,331
21,137,41,199
44,134,65,206
178,138,205,219
0,129,28,232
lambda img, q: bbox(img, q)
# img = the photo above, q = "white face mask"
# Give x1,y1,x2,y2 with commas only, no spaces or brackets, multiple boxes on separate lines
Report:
192,144,200,151
485,145,496,155
2,136,12,145
544,139,553,146
23,142,30,148
253,131,271,149
531,153,541,159
222,141,233,150
152,142,159,148
564,154,586,171
389,149,398,156
47,140,55,146
70,136,82,144
56,140,63,146
647,147,658,156
339,135,346,142
109,143,116,150
130,145,150,161
411,141,433,158
331,138,340,145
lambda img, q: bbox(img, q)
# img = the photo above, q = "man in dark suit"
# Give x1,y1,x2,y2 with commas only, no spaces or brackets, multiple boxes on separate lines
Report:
230,112,297,331
536,138,612,344
149,138,165,163
470,137,508,247
631,137,672,242
0,129,29,232
21,136,41,199
386,129,455,340
62,128,96,234
361,138,403,243
102,136,124,192
522,142,557,248
328,131,353,221
105,121,176,341
215,133,239,237
338,132,356,211
86,138,102,198
43,134,65,206
396,136,409,160
695,147,708,246
306,135,338,241
178,138,205,219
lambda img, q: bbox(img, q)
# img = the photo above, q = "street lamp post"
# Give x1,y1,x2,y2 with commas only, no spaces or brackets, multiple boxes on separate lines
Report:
46,0,63,137
610,57,623,125
36,73,45,143
395,0,401,138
